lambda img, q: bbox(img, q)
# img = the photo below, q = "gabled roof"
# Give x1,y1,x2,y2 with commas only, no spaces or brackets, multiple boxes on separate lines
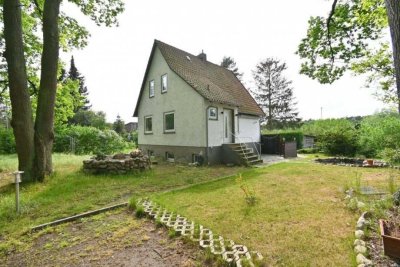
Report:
133,40,264,117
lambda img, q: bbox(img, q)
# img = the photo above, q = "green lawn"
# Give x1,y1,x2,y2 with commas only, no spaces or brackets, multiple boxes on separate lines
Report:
0,153,244,255
153,160,399,266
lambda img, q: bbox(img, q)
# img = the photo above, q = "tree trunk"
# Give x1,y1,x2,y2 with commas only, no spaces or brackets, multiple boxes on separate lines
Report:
3,0,35,182
33,0,61,181
385,0,400,113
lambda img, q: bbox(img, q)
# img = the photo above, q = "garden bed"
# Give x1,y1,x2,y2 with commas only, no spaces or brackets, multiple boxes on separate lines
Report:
315,157,388,167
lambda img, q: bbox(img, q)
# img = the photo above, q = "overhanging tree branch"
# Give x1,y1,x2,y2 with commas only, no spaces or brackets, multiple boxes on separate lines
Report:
326,0,339,63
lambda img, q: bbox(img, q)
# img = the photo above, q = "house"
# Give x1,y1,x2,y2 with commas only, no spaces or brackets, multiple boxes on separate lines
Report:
125,122,138,133
133,40,264,165
303,135,315,148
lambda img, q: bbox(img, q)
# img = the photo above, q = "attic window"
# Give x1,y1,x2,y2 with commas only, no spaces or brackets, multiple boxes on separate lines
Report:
186,55,191,61
149,80,155,98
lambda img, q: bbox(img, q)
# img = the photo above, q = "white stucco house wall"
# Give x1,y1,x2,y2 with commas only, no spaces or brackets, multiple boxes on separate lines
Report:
133,40,264,165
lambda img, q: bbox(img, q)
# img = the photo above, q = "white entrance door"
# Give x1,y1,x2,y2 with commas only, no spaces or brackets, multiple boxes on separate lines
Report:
223,109,234,143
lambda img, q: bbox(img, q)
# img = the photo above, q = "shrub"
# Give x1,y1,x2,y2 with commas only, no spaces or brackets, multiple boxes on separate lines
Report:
0,126,16,154
53,125,129,154
358,112,400,158
297,148,319,154
302,119,358,156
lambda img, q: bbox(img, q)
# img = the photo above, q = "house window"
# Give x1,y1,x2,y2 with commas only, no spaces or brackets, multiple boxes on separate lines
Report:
149,80,155,98
144,116,152,134
166,152,175,162
161,74,168,93
208,107,218,120
164,112,175,133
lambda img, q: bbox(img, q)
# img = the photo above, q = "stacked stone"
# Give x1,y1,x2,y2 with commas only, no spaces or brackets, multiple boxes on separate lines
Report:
140,199,263,267
354,212,372,267
83,151,150,174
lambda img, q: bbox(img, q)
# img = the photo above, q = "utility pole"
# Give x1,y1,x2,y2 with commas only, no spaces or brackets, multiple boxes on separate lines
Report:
320,107,323,119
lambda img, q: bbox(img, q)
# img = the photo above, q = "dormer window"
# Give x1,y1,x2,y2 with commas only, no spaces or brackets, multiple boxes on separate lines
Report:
161,74,168,93
149,80,155,98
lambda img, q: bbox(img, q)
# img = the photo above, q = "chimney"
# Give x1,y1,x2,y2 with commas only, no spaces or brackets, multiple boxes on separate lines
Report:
197,50,207,62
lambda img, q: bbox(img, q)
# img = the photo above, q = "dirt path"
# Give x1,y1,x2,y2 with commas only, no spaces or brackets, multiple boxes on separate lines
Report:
3,209,207,266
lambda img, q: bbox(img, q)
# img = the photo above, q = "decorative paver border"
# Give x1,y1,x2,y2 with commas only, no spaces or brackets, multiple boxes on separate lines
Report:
138,199,263,267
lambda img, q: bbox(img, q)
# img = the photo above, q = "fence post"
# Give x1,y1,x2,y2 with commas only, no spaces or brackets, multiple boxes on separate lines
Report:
13,171,23,213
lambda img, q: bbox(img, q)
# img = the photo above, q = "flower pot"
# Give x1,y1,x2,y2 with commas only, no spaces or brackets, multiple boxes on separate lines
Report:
379,219,400,260
366,159,374,166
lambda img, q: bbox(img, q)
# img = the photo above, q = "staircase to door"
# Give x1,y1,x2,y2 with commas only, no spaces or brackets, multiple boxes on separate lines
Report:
224,143,263,166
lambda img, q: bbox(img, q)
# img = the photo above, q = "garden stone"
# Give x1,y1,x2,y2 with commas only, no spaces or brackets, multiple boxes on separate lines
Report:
356,254,372,265
355,230,364,239
354,245,367,254
356,217,366,230
354,239,366,247
357,201,365,209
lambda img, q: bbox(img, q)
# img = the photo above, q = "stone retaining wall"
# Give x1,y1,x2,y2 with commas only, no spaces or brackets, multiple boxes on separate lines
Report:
83,151,150,174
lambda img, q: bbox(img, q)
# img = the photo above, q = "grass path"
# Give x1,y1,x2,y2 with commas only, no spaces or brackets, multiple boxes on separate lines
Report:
0,154,244,256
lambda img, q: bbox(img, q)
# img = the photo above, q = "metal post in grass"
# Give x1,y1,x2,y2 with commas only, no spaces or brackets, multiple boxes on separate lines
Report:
13,171,23,213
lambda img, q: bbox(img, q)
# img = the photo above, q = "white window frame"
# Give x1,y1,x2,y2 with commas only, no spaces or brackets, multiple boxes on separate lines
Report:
149,80,155,98
163,111,175,133
161,74,168,93
144,115,153,134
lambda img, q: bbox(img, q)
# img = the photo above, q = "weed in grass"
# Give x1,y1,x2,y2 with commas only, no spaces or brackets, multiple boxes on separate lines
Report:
135,206,146,218
185,177,194,184
203,247,215,265
394,189,400,206
168,228,179,238
128,197,137,210
353,171,362,194
236,173,257,206
58,240,69,248
388,171,398,194
155,218,164,228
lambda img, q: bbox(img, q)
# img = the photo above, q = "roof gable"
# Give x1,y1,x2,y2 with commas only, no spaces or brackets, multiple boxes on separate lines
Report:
134,40,264,117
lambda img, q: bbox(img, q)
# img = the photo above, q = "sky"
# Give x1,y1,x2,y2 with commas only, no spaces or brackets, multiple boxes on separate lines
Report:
61,0,387,123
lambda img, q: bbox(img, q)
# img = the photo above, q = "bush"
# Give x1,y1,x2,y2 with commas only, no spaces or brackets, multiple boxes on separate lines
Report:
358,112,400,158
0,126,16,154
302,119,358,156
53,125,129,155
297,148,319,154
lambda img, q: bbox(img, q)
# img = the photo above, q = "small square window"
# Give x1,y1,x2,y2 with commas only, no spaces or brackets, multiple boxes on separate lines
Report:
164,112,175,133
149,80,155,98
161,74,168,93
208,107,218,120
144,116,152,134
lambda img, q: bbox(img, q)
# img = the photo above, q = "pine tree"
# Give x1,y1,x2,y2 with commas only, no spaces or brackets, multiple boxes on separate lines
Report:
220,56,243,81
68,56,91,111
252,58,300,129
113,115,125,134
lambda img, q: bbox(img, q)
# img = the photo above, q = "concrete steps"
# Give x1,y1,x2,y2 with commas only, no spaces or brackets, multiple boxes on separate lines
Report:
224,143,262,166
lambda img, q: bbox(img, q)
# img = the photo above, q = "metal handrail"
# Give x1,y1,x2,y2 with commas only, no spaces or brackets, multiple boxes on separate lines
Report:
229,131,261,160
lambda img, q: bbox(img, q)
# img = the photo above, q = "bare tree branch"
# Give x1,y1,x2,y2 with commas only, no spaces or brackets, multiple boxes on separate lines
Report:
326,0,339,63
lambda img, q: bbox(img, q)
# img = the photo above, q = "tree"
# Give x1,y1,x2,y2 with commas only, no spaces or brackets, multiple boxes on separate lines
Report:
252,58,300,129
113,114,125,134
220,56,243,81
3,0,124,181
70,110,108,129
68,56,91,111
297,0,400,112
